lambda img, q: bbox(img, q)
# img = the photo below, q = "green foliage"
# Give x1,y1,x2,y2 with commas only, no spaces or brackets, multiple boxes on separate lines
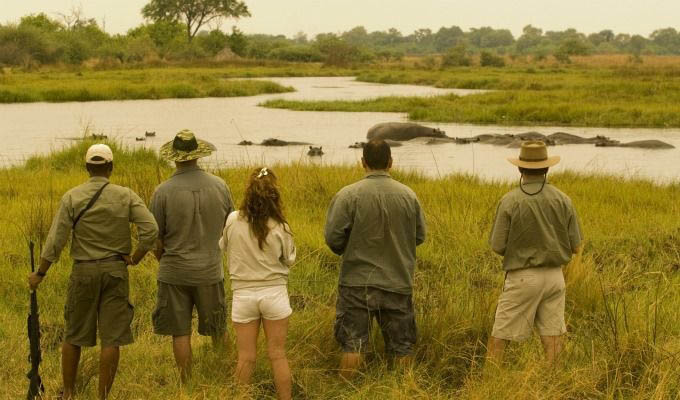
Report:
268,45,323,62
479,51,506,67
264,65,680,128
441,43,472,67
315,34,365,66
141,0,250,41
227,26,247,56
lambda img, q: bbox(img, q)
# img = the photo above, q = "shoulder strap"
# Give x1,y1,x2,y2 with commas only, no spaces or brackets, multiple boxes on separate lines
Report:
73,182,110,230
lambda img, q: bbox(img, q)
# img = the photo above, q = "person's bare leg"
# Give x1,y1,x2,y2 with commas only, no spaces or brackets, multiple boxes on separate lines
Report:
263,318,292,400
540,335,564,365
339,352,362,380
62,342,81,400
233,320,260,386
172,335,192,384
98,346,119,400
486,336,507,366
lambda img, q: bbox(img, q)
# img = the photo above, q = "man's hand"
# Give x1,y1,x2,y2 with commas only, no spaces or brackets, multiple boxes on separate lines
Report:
122,255,134,266
28,272,43,291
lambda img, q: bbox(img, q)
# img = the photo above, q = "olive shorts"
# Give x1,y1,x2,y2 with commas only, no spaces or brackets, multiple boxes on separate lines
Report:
64,262,134,348
152,281,227,337
492,267,567,341
334,286,417,356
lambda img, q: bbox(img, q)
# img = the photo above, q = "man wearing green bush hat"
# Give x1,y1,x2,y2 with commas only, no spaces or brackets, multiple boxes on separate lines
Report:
28,143,159,399
151,129,234,383
487,140,582,365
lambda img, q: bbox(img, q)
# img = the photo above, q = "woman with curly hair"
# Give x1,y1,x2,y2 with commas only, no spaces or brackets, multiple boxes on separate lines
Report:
220,167,295,400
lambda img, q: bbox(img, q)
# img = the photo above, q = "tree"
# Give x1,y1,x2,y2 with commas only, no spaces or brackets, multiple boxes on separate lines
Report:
142,0,250,42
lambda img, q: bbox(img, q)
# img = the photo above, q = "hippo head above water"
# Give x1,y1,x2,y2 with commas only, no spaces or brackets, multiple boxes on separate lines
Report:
308,146,324,156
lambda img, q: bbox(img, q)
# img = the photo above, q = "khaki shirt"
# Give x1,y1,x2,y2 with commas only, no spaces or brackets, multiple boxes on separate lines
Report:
489,175,582,271
41,176,158,263
324,171,426,295
151,165,233,286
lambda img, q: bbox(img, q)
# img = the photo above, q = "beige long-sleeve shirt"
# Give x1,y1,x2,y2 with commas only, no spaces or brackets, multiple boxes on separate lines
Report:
41,176,158,263
220,211,296,290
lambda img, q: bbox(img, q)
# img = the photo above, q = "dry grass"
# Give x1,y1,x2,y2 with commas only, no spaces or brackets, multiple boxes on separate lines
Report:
1,141,679,399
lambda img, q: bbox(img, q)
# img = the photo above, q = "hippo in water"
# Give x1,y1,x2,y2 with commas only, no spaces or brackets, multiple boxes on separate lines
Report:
307,146,324,156
596,139,675,149
349,140,403,148
237,140,253,146
367,122,447,142
261,138,312,146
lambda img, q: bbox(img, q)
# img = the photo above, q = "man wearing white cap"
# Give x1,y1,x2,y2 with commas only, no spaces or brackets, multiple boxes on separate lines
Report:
487,141,582,365
29,143,158,399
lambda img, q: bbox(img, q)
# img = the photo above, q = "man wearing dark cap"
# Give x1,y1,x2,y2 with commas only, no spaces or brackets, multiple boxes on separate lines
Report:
325,139,427,379
150,129,234,383
487,140,582,365
28,143,158,399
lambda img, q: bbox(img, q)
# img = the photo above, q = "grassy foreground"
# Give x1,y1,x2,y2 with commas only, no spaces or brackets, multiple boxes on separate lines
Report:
2,141,680,399
264,65,680,128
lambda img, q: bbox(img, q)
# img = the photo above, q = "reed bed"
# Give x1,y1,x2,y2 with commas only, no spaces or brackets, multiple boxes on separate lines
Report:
1,140,679,399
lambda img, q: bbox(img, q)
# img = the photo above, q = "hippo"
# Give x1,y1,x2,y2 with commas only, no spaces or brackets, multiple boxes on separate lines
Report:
135,137,146,141
237,140,253,146
90,134,108,140
367,122,447,142
596,139,675,149
145,131,156,137
261,138,312,146
547,132,611,145
349,140,403,148
307,146,324,156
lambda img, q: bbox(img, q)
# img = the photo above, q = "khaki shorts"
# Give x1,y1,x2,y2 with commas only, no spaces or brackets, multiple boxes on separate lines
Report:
492,267,566,341
152,281,227,337
64,262,134,348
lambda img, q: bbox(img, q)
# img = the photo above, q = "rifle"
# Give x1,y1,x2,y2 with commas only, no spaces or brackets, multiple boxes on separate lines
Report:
27,241,45,400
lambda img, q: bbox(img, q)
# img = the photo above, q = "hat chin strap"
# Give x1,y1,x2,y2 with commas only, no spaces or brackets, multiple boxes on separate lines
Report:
519,173,547,196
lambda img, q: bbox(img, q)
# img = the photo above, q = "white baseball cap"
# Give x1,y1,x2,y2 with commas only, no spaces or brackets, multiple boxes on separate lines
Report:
85,144,113,164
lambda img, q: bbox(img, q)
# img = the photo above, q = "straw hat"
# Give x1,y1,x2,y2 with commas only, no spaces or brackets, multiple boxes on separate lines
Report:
160,129,216,162
508,140,560,169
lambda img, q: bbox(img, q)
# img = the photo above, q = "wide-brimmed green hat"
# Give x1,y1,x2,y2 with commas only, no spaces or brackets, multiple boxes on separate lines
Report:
508,140,560,169
160,129,216,162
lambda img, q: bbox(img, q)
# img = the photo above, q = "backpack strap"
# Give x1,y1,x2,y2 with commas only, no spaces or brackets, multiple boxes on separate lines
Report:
73,182,110,231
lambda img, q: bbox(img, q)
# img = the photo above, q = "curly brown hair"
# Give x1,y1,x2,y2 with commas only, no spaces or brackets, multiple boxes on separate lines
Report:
239,167,291,249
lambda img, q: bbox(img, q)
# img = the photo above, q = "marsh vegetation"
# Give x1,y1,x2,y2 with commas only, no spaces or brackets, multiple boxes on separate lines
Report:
2,141,679,398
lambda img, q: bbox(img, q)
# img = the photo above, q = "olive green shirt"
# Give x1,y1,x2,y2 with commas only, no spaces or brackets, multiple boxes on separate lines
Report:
324,171,426,295
41,176,159,263
150,165,233,286
489,175,582,271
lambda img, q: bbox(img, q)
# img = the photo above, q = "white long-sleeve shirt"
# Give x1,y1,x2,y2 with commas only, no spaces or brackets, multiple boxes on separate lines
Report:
220,211,296,290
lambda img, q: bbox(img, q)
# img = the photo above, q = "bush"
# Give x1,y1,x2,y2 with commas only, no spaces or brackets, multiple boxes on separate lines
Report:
442,43,471,67
479,51,506,67
0,25,60,66
268,45,323,62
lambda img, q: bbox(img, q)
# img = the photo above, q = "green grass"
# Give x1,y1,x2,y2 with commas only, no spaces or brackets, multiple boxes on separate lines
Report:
1,141,680,398
0,67,322,103
263,65,680,128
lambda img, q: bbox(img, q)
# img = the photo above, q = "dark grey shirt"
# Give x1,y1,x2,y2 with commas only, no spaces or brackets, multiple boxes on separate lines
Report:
151,165,233,286
324,171,426,295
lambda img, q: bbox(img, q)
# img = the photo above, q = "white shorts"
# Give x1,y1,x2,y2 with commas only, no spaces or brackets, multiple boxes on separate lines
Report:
231,285,292,324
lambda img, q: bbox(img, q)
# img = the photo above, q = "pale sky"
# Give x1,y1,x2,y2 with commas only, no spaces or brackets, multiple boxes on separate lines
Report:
3,0,679,38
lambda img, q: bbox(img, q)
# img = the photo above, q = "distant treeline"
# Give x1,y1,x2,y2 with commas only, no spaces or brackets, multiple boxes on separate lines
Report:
2,12,680,68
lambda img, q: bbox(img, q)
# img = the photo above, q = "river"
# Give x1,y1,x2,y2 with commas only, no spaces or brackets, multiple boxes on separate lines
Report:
1,76,678,182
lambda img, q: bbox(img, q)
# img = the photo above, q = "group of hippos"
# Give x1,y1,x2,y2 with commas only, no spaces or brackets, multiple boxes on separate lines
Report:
236,122,676,156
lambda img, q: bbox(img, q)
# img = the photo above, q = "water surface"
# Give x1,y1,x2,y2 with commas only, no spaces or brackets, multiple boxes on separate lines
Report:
1,77,678,182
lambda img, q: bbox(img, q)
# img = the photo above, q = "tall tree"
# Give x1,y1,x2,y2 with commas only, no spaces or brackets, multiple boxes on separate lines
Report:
142,0,250,42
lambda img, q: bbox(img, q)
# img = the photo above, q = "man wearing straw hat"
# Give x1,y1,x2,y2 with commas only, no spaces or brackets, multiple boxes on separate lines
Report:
28,143,159,399
487,140,582,365
150,129,234,383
